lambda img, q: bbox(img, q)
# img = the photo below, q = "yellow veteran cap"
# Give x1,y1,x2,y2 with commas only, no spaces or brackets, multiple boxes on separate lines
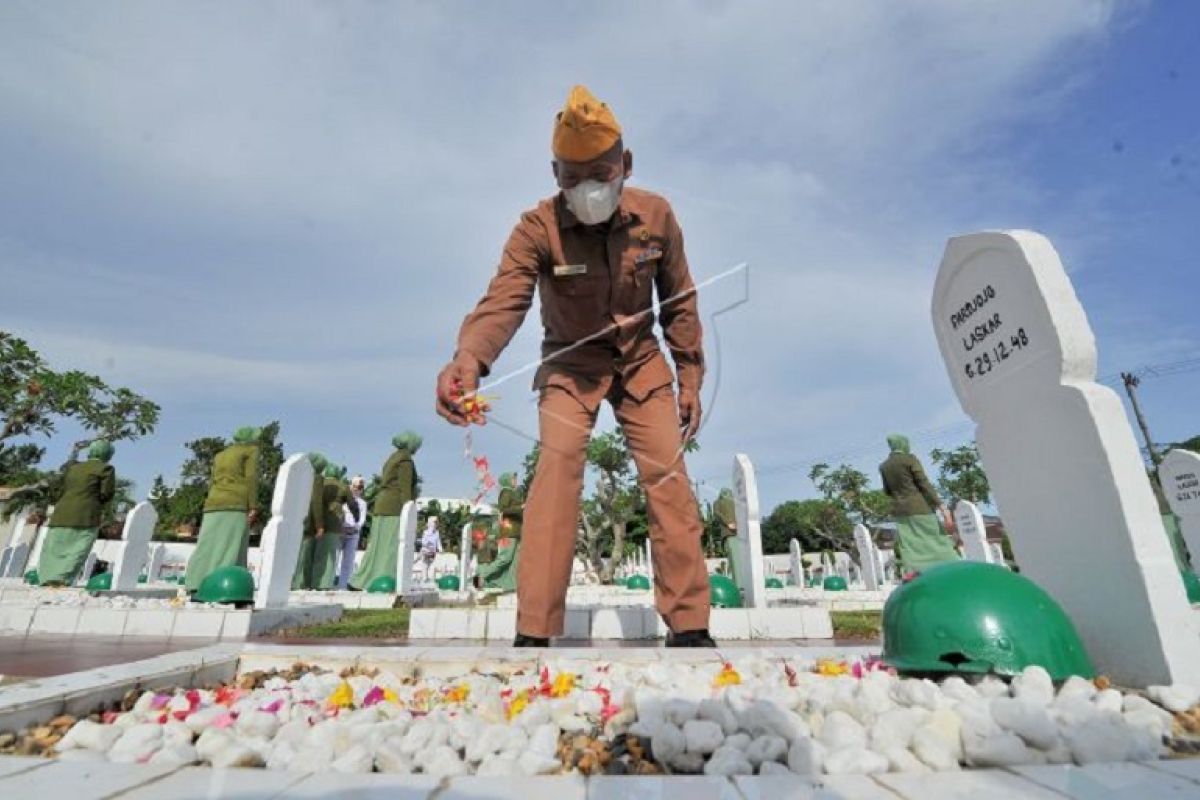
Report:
552,84,622,162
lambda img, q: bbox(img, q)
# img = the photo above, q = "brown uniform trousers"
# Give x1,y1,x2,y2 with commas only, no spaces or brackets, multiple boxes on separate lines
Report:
455,186,711,638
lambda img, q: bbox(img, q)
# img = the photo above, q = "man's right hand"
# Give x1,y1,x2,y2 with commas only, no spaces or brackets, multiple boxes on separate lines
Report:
436,356,481,427
316,527,324,539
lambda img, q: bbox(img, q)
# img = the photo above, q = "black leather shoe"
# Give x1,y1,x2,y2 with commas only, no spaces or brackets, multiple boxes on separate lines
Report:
666,629,717,647
513,633,550,647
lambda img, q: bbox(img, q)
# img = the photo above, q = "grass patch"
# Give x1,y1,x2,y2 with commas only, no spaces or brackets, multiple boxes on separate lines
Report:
831,610,882,640
278,607,412,639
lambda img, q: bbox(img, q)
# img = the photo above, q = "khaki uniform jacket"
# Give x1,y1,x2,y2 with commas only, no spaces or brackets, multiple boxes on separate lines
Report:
455,187,704,401
203,443,259,513
374,450,416,517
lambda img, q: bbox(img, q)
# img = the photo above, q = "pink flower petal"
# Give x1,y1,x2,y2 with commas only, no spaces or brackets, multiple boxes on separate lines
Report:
211,713,236,729
149,694,171,710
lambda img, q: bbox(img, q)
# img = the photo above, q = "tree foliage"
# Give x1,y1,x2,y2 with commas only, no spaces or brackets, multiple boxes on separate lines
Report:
762,498,854,554
929,442,991,504
808,462,890,526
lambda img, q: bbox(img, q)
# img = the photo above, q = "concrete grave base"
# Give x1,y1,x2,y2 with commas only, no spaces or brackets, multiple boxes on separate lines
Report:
0,603,341,640
287,588,439,609
0,643,1195,798
407,605,835,641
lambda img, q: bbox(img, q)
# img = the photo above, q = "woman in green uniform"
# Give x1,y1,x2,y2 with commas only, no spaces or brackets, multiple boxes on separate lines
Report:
350,433,420,590
314,464,353,590
38,440,117,586
879,433,959,574
185,427,261,592
292,452,328,590
712,487,741,580
476,472,523,592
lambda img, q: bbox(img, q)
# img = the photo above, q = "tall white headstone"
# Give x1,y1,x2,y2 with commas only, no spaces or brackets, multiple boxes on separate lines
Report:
988,542,1007,567
852,524,881,591
254,454,313,609
396,500,418,594
459,522,474,589
4,542,29,578
1160,449,1200,569
878,548,896,582
788,538,804,587
731,453,767,608
954,500,994,564
932,230,1200,686
0,547,11,576
111,502,158,591
147,544,166,581
76,550,98,586
644,539,654,582
834,551,852,582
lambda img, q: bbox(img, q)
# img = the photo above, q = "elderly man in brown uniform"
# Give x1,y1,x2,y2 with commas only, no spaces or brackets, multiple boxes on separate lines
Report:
436,85,713,647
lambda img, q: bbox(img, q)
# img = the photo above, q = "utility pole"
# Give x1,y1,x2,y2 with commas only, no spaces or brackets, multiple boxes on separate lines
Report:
1121,371,1163,470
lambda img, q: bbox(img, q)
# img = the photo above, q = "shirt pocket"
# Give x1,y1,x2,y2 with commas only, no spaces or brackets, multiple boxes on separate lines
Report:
622,251,659,310
547,271,603,297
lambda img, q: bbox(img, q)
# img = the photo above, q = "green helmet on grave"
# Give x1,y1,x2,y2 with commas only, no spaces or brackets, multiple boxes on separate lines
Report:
1182,571,1200,604
626,574,651,591
24,569,39,585
765,577,784,589
86,572,113,592
194,566,255,606
137,574,148,584
323,462,341,479
823,576,848,591
367,575,396,594
308,452,328,473
437,574,461,591
709,574,742,608
882,561,1094,681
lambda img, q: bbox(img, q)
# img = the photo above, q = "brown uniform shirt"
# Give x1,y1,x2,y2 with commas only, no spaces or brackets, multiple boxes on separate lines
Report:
455,187,704,401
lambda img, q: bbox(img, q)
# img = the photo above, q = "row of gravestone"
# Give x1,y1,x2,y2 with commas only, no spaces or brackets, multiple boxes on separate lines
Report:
0,457,423,609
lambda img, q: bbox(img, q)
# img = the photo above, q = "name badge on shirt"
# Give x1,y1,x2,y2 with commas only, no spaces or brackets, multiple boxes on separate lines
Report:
553,263,588,277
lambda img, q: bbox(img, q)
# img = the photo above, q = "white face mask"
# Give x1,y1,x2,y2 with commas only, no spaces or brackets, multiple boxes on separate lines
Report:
563,176,623,225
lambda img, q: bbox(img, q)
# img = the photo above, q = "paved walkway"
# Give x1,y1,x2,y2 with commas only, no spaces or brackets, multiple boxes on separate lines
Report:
0,635,215,680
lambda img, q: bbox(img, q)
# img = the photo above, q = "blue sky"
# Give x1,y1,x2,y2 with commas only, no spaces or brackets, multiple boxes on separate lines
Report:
1,0,1197,513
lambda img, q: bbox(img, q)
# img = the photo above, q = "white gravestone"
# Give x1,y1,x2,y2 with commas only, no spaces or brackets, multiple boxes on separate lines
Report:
1160,449,1200,570
147,544,166,581
396,500,419,594
821,552,835,581
254,454,313,609
644,539,654,582
731,454,767,608
853,524,882,591
788,538,804,587
932,230,1200,686
111,502,158,591
4,542,29,578
27,512,51,571
834,552,852,582
878,548,896,582
954,500,994,564
76,550,98,586
0,547,10,576
458,522,474,589
988,542,1007,567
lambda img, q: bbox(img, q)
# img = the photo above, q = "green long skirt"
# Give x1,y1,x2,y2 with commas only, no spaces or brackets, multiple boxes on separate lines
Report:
292,537,316,590
349,515,400,590
894,514,960,574
477,541,519,592
37,526,98,586
185,510,249,592
313,534,340,590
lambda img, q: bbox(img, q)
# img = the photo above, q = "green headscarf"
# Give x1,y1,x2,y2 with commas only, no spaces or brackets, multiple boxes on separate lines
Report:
392,431,423,453
233,426,262,444
308,452,328,473
337,465,349,480
323,463,342,478
499,472,518,489
887,434,911,454
87,439,115,462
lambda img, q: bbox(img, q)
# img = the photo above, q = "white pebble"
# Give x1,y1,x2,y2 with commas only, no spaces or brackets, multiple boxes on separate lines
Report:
663,699,698,726
1064,713,1142,764
236,710,280,740
725,732,752,751
374,740,414,774
697,698,739,735
964,731,1041,768
869,707,926,751
668,751,706,774
651,722,686,764
1147,684,1200,713
108,724,162,763
745,734,787,767
149,743,198,767
822,746,888,775
759,760,793,776
475,754,519,776
738,700,809,743
425,745,469,778
883,745,930,774
911,727,960,771
528,723,560,758
939,676,979,704
211,744,265,768
786,737,824,776
1056,676,1096,703
892,679,941,710
703,746,754,776
1012,666,1054,707
332,744,374,774
517,750,560,776
58,720,122,753
1094,689,1124,714
817,711,866,750
682,719,723,755
195,728,235,762
976,676,1011,699
990,698,1059,750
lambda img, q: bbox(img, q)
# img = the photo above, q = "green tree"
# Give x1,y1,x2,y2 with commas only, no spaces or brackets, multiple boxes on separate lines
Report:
763,498,854,553
929,442,991,504
577,430,643,582
808,463,890,526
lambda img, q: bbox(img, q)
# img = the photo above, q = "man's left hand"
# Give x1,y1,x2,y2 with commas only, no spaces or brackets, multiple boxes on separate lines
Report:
678,388,702,442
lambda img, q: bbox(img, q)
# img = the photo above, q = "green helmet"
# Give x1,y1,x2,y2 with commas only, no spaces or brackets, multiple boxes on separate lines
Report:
137,574,148,584
436,574,461,591
392,431,423,453
367,575,397,594
194,566,255,606
626,574,651,591
24,569,39,585
1182,570,1200,604
88,439,115,462
308,452,328,473
765,577,784,589
86,571,113,592
232,426,262,444
709,574,742,608
823,576,848,591
323,462,341,478
882,561,1094,680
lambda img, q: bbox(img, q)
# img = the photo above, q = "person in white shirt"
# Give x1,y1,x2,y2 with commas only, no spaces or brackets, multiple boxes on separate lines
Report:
337,475,368,590
419,517,442,583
